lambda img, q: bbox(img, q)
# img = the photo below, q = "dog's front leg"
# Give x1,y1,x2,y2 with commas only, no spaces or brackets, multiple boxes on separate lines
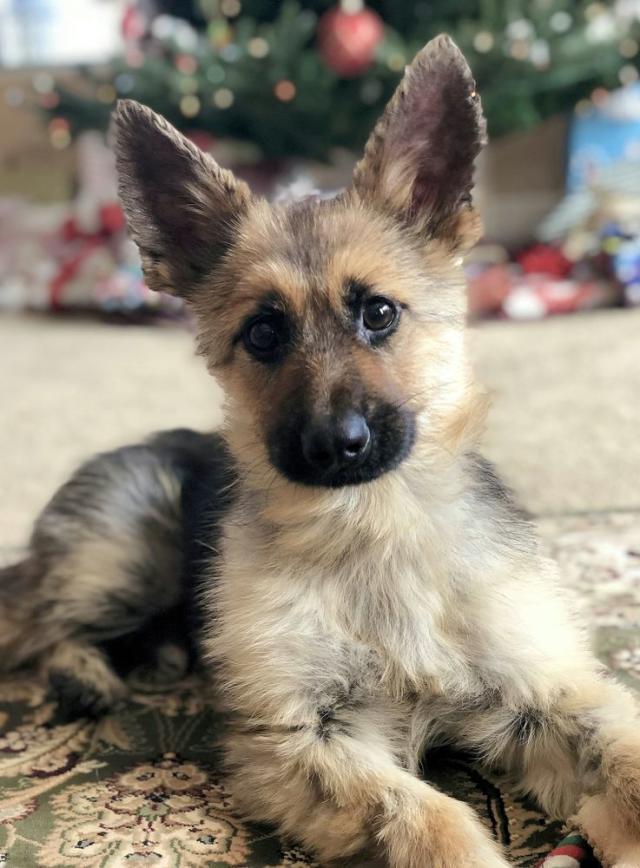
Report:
224,700,510,867
450,670,640,853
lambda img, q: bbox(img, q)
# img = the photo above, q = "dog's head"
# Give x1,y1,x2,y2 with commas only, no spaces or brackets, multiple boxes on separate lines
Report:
113,35,486,489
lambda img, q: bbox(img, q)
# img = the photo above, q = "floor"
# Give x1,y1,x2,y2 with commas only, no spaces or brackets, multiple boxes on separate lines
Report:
1,308,639,549
1,308,640,868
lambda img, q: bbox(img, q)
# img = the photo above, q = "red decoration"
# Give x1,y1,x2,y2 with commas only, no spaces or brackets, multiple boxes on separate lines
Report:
121,3,146,43
317,2,384,78
503,275,617,320
100,203,126,234
52,204,126,309
517,244,573,278
466,264,513,317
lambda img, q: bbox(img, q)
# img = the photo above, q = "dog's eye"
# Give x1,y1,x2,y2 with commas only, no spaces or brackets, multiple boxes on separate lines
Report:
363,297,397,332
243,316,282,360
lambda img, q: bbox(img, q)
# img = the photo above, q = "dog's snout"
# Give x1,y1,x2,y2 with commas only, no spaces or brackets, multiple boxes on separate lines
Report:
301,411,371,472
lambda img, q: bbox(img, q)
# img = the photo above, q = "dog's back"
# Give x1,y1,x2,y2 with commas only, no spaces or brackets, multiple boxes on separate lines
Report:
0,428,234,716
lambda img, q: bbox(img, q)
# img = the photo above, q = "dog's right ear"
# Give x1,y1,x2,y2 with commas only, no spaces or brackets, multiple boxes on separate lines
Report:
111,100,252,298
352,35,486,253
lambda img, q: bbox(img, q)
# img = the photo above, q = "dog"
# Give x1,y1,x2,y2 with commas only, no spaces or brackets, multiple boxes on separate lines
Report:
2,35,640,868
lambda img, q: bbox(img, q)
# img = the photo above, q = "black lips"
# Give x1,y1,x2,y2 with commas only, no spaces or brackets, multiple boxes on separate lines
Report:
268,402,416,488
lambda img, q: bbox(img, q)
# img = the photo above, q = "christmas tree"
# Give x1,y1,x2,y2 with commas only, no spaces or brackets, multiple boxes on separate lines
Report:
47,0,640,160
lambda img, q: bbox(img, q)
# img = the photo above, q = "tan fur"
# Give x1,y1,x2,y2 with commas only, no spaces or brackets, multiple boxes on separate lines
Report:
185,42,640,866
352,35,486,253
5,34,640,868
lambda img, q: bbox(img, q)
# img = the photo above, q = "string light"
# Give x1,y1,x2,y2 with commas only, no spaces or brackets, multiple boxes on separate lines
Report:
49,118,71,150
151,15,175,40
530,39,550,68
115,73,136,94
206,65,226,84
199,0,217,17
208,19,232,49
506,19,534,41
221,43,241,62
509,40,530,61
32,73,54,94
619,38,639,58
248,37,269,58
178,76,199,94
39,91,59,109
620,64,639,84
386,52,405,71
176,53,198,74
591,87,609,106
96,84,117,103
585,2,605,20
180,94,201,117
4,86,25,107
550,11,572,32
213,87,234,108
274,80,296,101
221,0,241,16
473,31,494,53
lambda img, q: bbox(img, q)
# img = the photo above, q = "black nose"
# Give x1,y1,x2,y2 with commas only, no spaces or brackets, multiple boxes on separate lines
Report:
301,411,371,473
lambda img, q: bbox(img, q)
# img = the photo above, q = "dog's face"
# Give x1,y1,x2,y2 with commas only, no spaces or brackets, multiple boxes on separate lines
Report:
113,36,486,488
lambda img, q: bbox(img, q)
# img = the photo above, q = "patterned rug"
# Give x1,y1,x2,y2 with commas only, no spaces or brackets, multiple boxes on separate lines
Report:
1,510,639,868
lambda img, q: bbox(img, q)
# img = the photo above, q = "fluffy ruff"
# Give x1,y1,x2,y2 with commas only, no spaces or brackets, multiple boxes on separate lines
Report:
3,33,640,868
3,426,640,867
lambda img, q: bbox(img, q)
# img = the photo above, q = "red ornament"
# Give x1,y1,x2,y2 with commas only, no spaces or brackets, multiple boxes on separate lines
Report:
121,3,146,43
317,2,384,78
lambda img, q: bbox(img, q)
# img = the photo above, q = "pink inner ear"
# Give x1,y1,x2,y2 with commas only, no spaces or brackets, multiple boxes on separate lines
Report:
388,62,482,224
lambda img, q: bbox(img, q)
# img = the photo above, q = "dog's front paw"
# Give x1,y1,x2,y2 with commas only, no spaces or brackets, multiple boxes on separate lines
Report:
47,669,128,722
380,791,510,868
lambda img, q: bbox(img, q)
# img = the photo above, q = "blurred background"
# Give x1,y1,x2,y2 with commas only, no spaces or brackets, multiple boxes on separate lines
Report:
0,0,639,547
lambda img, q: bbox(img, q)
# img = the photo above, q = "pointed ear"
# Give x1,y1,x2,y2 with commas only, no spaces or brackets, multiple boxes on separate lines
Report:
352,35,487,252
111,100,252,297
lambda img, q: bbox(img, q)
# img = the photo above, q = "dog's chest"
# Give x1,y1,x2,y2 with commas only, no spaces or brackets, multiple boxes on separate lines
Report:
217,527,481,702
317,556,477,695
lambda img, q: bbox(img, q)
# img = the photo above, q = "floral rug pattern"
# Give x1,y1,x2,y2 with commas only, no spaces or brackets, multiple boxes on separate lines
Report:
1,510,639,868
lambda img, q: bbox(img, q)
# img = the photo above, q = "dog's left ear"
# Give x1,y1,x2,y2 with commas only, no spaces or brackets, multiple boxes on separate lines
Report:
353,35,486,252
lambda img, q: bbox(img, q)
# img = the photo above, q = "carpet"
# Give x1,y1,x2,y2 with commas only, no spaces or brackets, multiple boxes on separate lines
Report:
1,510,639,867
3,309,640,550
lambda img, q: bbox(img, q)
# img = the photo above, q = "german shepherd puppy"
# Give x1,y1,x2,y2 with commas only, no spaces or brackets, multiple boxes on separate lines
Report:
2,36,640,868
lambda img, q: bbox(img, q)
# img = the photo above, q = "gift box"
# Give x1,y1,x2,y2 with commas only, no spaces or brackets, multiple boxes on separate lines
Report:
567,84,640,191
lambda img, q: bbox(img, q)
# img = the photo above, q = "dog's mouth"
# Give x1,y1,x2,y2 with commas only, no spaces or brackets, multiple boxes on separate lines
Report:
267,403,417,488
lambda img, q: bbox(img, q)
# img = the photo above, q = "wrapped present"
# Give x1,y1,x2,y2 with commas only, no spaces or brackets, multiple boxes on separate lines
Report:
0,132,184,319
502,274,618,320
517,244,572,278
567,84,640,191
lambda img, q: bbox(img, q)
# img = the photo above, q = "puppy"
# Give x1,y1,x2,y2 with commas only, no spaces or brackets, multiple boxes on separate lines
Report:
3,35,640,868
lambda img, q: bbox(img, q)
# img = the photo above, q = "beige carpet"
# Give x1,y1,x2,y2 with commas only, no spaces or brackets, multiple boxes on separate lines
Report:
1,309,639,548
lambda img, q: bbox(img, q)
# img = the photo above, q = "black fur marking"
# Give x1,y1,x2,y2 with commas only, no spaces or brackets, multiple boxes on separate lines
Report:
315,705,351,741
4,428,237,685
346,278,371,316
512,708,546,746
100,605,190,677
469,452,530,522
101,429,237,669
468,453,536,554
269,400,415,488
48,672,115,723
